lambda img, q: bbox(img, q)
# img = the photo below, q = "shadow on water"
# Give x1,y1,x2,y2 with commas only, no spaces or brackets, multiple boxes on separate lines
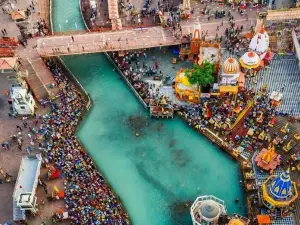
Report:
135,163,178,201
149,121,165,132
169,139,177,148
171,149,190,167
169,200,194,225
125,114,149,136
135,163,194,225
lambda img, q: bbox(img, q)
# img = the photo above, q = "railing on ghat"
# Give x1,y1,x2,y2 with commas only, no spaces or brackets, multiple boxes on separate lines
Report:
204,128,224,145
52,30,89,36
49,0,53,35
105,52,148,109
79,0,90,32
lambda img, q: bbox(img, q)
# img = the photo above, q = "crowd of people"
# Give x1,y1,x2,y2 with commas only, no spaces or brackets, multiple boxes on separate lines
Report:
224,21,249,56
37,59,130,225
109,51,169,105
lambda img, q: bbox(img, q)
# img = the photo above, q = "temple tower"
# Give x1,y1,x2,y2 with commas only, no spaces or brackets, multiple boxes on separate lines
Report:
190,22,202,55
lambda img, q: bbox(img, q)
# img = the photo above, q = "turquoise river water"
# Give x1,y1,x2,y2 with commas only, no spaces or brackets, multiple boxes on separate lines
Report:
53,1,246,224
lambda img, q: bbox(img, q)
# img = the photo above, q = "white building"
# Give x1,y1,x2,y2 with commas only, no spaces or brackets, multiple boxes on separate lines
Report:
249,28,270,60
220,57,241,86
292,28,300,69
13,154,42,222
191,195,227,225
10,85,36,116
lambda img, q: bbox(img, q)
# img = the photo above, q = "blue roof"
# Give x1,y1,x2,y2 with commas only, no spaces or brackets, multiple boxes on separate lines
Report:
269,169,292,200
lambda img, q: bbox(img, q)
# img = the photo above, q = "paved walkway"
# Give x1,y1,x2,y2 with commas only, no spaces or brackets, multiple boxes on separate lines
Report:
17,39,59,102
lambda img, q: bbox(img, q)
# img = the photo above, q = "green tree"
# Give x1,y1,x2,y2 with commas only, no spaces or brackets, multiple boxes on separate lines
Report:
185,60,215,90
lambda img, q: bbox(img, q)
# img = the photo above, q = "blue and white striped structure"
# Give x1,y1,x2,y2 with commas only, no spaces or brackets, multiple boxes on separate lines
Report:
269,169,292,200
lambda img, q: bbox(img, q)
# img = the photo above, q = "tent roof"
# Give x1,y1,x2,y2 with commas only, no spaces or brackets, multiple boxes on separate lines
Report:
257,215,271,224
11,10,26,20
0,57,18,70
219,85,238,94
228,218,245,225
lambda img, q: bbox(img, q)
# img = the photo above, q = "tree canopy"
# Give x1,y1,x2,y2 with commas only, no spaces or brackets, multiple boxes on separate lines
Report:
185,60,215,88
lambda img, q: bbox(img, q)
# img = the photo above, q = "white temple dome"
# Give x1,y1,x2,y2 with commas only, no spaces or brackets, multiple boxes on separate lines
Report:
249,28,269,53
198,200,221,220
239,51,261,68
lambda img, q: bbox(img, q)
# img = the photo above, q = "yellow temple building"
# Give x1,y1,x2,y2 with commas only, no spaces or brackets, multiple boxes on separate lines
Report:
174,69,200,103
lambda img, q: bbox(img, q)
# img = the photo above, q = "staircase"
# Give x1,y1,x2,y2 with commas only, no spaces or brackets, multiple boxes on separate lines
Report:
230,101,254,138
22,58,49,102
13,200,25,221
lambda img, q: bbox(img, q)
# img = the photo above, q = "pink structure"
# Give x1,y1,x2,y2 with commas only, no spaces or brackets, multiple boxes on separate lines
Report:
107,0,122,30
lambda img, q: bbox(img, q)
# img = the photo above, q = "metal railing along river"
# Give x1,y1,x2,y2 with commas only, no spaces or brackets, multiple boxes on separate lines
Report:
105,52,148,109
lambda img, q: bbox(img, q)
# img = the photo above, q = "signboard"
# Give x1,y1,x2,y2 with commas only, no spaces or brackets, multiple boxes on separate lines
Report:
267,8,300,21
200,93,211,98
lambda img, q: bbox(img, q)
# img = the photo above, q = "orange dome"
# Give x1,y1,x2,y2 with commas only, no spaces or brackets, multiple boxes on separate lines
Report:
223,57,240,74
248,51,255,57
228,58,234,63
259,27,265,34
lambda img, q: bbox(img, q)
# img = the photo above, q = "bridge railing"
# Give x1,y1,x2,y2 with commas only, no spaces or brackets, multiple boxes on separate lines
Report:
50,24,162,36
37,37,180,57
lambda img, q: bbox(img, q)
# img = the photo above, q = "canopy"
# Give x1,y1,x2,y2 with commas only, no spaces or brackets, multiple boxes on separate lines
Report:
11,10,26,20
0,57,17,70
257,215,271,224
228,218,245,225
270,91,282,102
219,85,238,94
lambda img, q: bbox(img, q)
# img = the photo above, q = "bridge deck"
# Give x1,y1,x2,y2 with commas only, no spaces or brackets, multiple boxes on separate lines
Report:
36,16,256,57
37,26,181,56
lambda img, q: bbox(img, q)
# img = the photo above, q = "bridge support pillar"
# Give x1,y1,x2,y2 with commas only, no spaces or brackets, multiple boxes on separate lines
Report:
111,18,122,31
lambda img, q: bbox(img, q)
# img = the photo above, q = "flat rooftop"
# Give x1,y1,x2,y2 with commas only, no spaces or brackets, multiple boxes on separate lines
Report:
13,154,42,199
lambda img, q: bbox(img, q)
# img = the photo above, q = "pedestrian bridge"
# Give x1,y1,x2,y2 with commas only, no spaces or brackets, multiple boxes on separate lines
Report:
37,26,182,57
